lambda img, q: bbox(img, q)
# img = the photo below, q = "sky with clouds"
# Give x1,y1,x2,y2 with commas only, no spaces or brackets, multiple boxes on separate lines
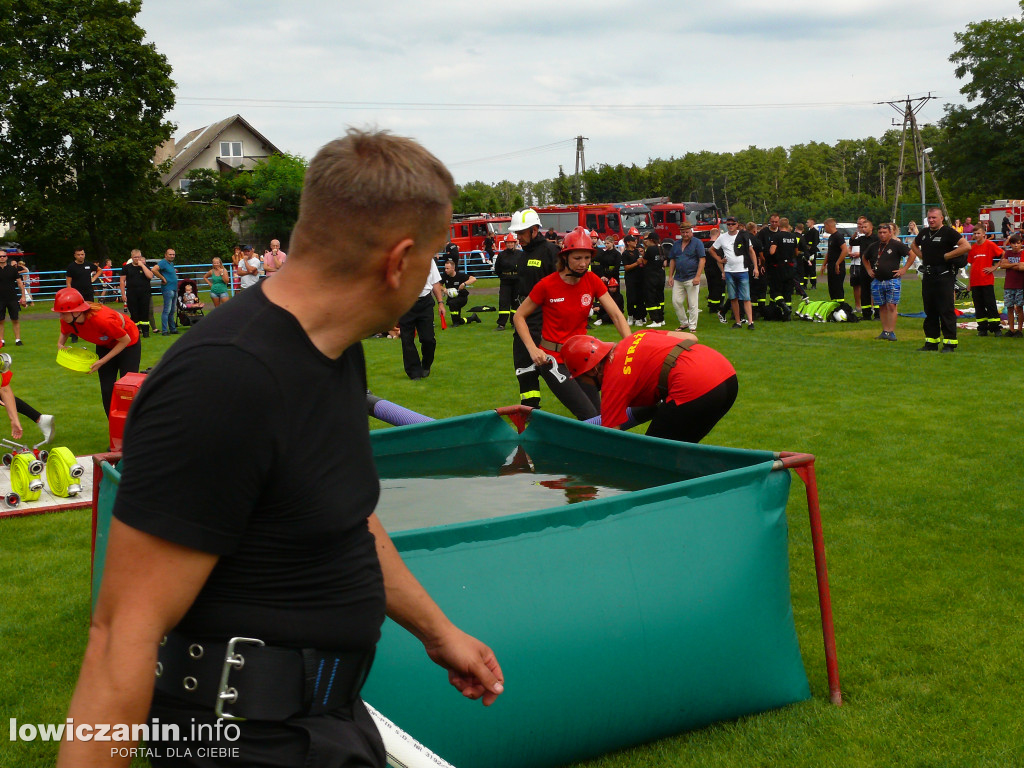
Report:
137,0,1021,186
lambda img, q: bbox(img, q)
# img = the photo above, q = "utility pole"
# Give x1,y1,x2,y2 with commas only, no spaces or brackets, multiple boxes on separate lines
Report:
882,94,949,227
573,135,588,204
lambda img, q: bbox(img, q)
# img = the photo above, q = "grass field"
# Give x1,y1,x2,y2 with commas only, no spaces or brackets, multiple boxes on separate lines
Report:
1,280,1022,768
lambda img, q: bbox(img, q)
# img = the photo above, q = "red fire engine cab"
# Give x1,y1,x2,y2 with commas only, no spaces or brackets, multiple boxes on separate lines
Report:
448,214,513,253
650,202,723,247
978,200,1024,241
534,203,654,241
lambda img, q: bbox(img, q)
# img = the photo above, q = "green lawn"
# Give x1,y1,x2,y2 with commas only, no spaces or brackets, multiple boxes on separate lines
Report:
1,282,1022,767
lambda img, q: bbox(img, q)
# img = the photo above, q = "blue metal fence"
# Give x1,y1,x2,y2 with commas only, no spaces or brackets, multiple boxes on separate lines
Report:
23,264,240,302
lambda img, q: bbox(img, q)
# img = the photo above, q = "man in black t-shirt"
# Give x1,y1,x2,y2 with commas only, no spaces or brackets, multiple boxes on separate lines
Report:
59,130,504,768
850,218,880,320
642,233,667,326
910,207,970,352
820,219,849,300
119,249,155,337
0,252,27,347
441,258,479,325
621,235,646,324
65,247,99,301
863,222,913,340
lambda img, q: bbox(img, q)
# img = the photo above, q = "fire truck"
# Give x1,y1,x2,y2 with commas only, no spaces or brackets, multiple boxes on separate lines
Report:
649,202,723,247
533,203,654,241
978,200,1024,241
448,213,513,253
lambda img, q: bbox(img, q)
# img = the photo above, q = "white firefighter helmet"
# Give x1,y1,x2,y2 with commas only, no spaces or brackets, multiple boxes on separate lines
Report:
832,308,847,322
0,353,11,374
508,208,542,233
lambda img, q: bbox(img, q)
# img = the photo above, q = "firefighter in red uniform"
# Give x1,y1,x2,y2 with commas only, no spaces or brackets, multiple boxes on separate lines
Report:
561,331,737,443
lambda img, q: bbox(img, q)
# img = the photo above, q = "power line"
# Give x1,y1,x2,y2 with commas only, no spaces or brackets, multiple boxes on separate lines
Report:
447,140,575,168
176,96,883,113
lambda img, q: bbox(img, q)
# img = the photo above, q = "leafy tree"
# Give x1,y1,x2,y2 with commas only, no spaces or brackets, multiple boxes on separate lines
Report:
940,1,1024,200
0,0,176,260
239,153,307,249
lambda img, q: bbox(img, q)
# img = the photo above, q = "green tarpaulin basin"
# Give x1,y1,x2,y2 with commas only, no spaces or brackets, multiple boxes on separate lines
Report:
90,407,840,768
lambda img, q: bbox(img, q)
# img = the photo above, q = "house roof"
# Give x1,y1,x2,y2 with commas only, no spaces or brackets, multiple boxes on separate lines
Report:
160,114,283,186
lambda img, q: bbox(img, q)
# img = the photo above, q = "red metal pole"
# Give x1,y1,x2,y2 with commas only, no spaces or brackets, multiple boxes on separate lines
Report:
777,452,843,705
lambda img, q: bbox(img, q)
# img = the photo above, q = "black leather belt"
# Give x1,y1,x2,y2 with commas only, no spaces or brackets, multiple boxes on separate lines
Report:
155,631,374,721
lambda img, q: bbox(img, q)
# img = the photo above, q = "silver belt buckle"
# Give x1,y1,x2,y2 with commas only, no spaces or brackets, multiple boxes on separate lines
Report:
214,636,265,721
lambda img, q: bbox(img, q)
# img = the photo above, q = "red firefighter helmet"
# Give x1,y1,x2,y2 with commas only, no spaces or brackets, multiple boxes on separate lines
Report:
562,335,615,378
628,227,640,236
504,233,517,243
559,226,595,255
52,287,90,314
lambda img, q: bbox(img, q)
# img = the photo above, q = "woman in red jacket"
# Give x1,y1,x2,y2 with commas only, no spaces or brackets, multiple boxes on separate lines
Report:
53,288,141,415
513,227,631,419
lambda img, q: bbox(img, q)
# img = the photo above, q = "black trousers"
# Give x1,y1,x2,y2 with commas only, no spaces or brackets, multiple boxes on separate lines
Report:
496,280,518,327
512,312,599,419
445,291,468,324
125,289,152,335
805,255,818,287
826,262,846,300
922,271,957,343
767,265,793,305
398,295,436,377
624,273,645,321
971,285,1001,330
15,397,40,422
749,270,767,316
646,375,738,443
704,264,726,314
644,267,665,323
858,267,876,314
97,342,142,416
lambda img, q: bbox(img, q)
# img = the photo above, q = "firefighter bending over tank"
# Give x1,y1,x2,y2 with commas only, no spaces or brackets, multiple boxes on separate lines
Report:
561,331,737,443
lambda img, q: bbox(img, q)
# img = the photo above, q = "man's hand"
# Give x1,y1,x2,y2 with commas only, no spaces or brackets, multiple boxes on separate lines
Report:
693,275,701,286
424,627,504,706
834,263,841,275
11,419,22,440
530,348,549,367
667,276,674,287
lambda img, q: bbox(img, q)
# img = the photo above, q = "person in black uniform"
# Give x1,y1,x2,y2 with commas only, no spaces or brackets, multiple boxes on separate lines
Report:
755,216,781,319
621,235,646,325
0,252,27,347
591,235,624,325
703,230,727,322
119,249,155,338
492,234,519,330
767,218,801,316
642,233,667,327
481,233,495,265
854,218,879,320
820,218,849,300
440,258,480,325
443,239,460,268
507,208,561,409
58,129,504,768
803,219,821,289
910,207,970,352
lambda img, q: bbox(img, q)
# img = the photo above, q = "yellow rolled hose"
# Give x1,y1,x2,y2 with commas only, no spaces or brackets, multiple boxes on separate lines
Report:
11,452,44,502
46,447,84,498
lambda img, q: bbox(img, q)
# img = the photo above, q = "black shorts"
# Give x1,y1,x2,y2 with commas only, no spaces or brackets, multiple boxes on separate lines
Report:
0,298,19,321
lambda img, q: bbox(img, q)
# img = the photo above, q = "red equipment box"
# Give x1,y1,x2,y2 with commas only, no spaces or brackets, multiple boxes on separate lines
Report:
108,372,147,451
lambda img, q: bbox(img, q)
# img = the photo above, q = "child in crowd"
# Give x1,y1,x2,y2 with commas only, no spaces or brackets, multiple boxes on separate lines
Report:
181,284,204,309
968,228,1004,336
993,234,1024,337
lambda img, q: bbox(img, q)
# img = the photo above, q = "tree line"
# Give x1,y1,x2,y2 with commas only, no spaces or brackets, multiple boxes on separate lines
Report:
2,0,1021,268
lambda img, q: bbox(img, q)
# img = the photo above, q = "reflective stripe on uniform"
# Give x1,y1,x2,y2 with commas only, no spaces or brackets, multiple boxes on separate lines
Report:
520,390,541,400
